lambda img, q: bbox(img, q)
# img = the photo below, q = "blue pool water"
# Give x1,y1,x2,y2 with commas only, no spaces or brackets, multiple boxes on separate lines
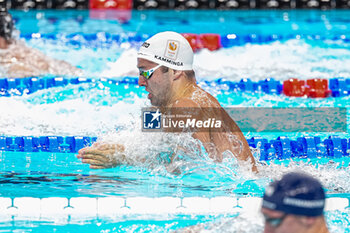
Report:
1,9,350,232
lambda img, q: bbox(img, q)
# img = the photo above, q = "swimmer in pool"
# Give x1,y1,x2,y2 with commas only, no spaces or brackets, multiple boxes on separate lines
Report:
261,172,328,233
174,172,328,233
77,31,257,172
0,8,82,78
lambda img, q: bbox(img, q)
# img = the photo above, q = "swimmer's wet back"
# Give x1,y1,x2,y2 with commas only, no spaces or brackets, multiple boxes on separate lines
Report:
0,8,82,78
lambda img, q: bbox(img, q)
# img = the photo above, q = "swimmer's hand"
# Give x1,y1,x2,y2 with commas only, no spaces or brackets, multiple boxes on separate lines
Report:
77,143,125,169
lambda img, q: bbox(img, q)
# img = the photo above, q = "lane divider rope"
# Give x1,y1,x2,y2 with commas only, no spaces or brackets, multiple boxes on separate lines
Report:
21,33,350,49
0,196,348,216
0,135,349,161
1,77,349,98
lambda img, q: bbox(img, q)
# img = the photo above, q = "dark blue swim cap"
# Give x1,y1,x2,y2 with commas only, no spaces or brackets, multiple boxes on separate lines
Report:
262,172,325,217
0,8,14,42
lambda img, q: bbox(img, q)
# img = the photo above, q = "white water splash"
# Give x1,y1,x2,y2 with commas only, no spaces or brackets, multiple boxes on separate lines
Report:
23,38,350,81
0,38,349,196
254,160,350,193
0,83,349,195
178,213,263,233
101,39,350,81
101,48,139,77
172,209,350,233
0,84,147,136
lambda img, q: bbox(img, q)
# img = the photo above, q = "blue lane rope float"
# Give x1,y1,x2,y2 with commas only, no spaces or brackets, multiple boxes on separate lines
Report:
1,76,349,98
247,136,349,161
0,77,93,96
0,136,97,153
329,78,350,97
0,135,349,161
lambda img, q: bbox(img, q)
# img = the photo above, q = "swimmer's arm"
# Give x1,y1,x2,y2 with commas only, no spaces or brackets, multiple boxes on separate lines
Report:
211,131,258,172
171,98,257,172
168,98,227,162
77,143,143,169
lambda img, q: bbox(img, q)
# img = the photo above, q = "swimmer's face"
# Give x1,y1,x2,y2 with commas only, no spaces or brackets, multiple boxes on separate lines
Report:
261,208,313,233
137,58,171,107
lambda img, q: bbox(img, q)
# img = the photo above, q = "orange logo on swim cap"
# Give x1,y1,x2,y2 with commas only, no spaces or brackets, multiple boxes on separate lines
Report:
169,42,177,51
165,40,179,60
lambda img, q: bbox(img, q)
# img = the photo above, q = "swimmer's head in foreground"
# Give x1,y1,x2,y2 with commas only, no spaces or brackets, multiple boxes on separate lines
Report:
261,172,328,233
137,31,195,107
0,8,14,43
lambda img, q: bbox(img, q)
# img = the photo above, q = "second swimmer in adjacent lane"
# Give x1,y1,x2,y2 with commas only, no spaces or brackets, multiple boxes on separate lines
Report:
0,8,82,78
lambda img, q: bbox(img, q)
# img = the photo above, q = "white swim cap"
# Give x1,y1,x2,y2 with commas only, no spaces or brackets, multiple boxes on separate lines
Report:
137,31,193,70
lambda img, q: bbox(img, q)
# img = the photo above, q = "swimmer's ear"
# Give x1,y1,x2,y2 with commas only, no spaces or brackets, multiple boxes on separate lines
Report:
172,69,183,80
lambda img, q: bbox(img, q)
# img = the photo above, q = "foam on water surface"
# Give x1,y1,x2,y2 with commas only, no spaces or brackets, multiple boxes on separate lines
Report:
1,10,350,232
23,38,350,80
0,81,349,136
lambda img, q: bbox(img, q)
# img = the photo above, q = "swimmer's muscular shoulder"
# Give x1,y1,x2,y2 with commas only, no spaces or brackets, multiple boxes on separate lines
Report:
171,88,221,108
171,98,199,108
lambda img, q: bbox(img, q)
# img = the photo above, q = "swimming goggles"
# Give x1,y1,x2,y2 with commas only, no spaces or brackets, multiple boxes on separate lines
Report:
263,214,287,228
139,64,162,80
